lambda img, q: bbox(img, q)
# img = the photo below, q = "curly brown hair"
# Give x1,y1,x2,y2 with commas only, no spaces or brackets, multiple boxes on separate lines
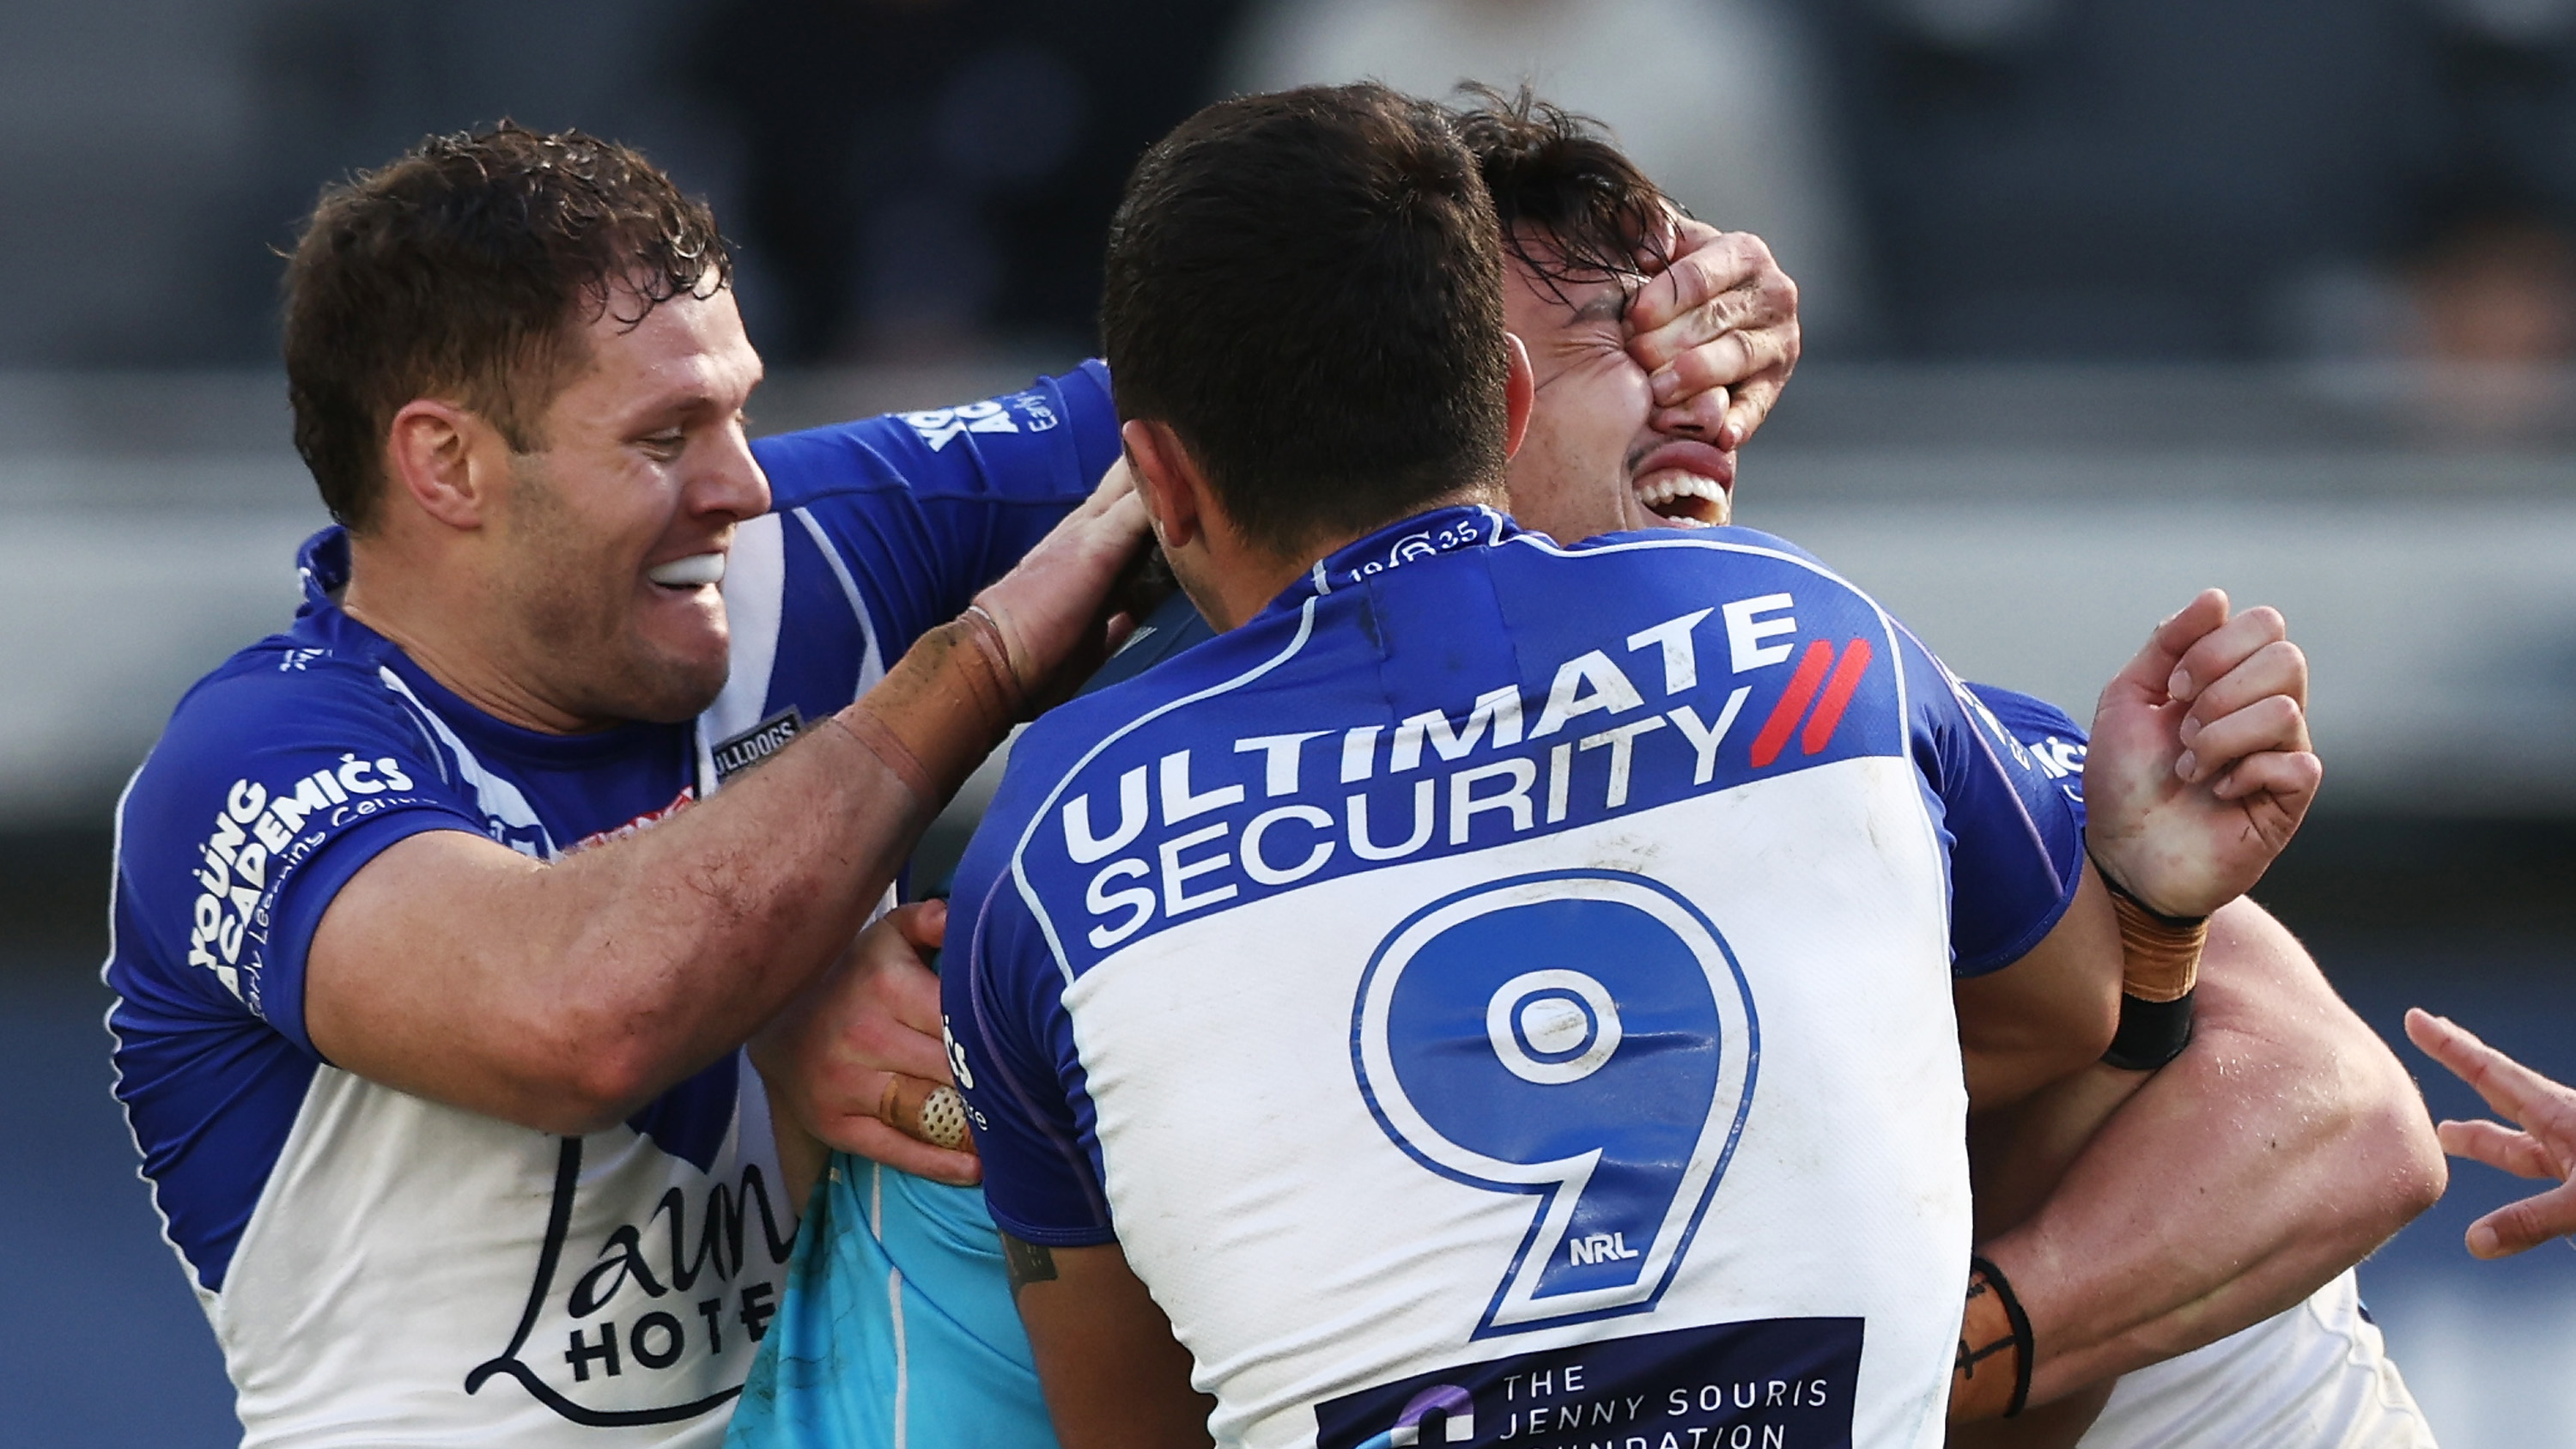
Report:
282,123,731,532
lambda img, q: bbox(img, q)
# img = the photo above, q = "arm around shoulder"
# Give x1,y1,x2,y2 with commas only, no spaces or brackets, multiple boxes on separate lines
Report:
1970,898,2444,1407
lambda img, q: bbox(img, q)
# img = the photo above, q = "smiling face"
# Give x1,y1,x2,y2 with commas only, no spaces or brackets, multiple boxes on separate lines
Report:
483,282,769,726
1501,228,1735,545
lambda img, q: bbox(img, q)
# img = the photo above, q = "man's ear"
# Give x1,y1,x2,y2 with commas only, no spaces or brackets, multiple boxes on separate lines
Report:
1121,419,1210,552
385,399,495,531
1502,332,1535,459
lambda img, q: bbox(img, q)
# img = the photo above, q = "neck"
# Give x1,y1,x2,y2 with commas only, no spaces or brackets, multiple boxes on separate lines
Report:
340,536,607,734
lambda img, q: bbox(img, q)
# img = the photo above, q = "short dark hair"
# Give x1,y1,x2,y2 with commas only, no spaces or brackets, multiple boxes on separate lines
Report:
1449,86,1674,304
1101,84,1510,557
282,124,730,532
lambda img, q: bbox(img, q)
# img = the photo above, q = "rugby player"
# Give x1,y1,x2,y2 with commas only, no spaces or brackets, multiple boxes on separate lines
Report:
106,123,1788,1447
941,83,2319,1449
1449,96,2445,1448
101,125,1155,1446
730,93,2423,1449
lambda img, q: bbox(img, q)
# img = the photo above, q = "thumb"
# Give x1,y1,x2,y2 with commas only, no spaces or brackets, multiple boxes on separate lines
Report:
2104,589,2228,709
894,897,949,952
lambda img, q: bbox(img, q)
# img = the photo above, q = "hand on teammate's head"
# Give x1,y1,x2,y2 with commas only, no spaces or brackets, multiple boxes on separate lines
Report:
2082,589,2322,918
1622,220,1800,451
2406,1008,2576,1258
971,461,1155,709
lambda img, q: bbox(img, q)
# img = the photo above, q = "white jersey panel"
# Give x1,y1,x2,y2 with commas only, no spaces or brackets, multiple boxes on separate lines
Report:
1064,758,1968,1449
214,1057,792,1447
2081,1271,2438,1449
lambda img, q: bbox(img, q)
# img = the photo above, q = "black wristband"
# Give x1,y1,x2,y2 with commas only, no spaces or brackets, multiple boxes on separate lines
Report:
2101,988,2197,1071
1968,1254,2034,1418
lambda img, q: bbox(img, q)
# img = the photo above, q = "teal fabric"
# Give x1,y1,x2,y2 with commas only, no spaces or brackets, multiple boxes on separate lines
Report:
726,1155,1060,1449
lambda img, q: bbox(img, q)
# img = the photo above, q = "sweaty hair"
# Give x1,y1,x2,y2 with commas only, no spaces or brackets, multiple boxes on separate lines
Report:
282,123,730,533
1100,84,1511,557
1448,85,1675,304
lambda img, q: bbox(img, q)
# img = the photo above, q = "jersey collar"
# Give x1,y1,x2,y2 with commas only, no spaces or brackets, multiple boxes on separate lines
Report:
295,526,352,616
1279,502,1517,608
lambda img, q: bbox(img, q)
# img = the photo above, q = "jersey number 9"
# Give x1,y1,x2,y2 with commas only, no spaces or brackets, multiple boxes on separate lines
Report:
1352,871,1759,1336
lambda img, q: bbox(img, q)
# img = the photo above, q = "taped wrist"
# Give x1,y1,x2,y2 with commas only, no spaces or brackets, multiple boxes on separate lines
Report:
1951,1255,2033,1422
838,610,1029,806
2093,859,2208,1071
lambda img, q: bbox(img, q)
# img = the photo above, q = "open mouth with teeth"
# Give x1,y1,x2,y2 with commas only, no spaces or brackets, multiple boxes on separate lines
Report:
647,552,727,590
1626,441,1735,528
1633,472,1729,527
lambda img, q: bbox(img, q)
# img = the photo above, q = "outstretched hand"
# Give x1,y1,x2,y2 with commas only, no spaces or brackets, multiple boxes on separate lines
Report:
2082,589,2321,918
2407,1008,2576,1257
755,900,981,1188
1623,219,1800,451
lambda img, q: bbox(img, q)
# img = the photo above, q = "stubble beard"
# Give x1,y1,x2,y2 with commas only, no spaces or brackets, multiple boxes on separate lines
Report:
504,454,729,728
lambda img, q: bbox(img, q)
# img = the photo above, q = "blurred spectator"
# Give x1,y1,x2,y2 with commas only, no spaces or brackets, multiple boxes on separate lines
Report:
1224,0,1874,347
2413,208,2576,364
1814,0,2576,362
687,0,1249,363
1815,0,2451,358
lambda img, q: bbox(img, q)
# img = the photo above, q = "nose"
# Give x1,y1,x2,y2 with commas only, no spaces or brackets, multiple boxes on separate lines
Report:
691,421,772,525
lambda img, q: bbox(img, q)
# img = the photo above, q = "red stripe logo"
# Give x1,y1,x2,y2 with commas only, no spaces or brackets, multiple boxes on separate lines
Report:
1747,638,1876,769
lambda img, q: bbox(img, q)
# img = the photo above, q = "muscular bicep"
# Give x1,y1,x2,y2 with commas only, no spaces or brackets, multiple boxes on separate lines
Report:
1006,1235,1214,1449
1954,861,2122,1111
305,828,601,1132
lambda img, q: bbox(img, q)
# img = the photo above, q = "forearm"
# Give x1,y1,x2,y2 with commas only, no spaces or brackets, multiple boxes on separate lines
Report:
1955,866,2123,1112
312,617,1020,1130
1977,901,2443,1404
513,618,1021,1103
1012,1238,1215,1449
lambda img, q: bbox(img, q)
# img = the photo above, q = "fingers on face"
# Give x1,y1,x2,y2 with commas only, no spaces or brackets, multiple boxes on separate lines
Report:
2438,1118,2561,1180
1649,332,1755,408
1650,387,1729,440
1630,227,1754,336
1630,234,1795,372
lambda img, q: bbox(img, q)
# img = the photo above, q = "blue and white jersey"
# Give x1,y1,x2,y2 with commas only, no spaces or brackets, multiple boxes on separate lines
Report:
102,366,1117,1447
945,506,2086,1449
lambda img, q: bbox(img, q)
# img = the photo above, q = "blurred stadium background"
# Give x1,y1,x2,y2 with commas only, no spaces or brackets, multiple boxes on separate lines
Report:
4,0,2574,1442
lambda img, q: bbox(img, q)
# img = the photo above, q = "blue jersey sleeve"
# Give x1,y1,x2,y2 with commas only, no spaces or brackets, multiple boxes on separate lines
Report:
942,743,1122,1248
106,654,493,1289
1894,639,2089,977
1968,685,2091,831
750,362,1122,667
111,656,491,1055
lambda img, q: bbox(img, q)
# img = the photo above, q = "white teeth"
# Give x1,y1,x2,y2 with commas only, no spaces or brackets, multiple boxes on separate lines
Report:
1632,474,1727,508
647,553,726,588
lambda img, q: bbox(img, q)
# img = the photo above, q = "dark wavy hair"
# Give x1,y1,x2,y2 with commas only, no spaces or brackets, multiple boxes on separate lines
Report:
1102,84,1511,557
1449,85,1675,307
282,124,731,532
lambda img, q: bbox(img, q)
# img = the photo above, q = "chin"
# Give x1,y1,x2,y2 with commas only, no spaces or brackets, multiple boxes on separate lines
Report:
613,631,732,725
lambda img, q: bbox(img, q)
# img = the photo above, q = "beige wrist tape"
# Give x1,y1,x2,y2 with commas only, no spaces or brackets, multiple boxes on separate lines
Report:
837,610,1029,805
2110,888,2208,1003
